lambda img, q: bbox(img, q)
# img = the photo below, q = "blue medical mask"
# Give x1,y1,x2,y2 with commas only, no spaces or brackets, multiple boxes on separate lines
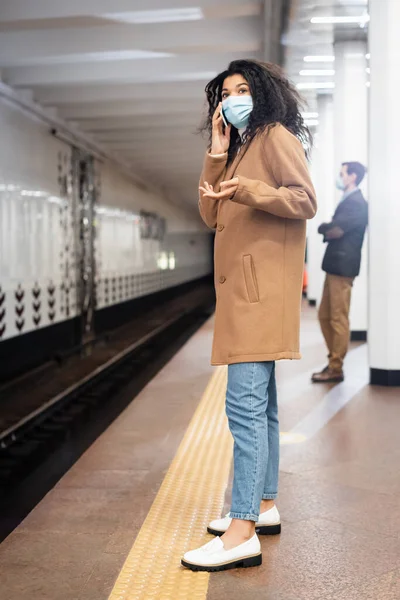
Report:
336,176,346,191
222,96,253,129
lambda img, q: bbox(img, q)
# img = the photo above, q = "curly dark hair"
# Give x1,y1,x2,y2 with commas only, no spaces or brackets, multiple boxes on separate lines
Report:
200,59,312,163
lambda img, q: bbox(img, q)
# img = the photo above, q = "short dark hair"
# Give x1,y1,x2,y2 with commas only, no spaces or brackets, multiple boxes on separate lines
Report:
342,162,366,186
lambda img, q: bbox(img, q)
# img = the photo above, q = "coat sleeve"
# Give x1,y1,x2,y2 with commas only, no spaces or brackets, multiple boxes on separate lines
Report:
198,152,228,229
231,125,317,220
319,197,368,241
318,222,331,235
330,199,369,234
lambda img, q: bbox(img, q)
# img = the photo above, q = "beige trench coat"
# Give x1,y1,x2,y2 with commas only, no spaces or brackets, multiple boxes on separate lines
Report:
199,124,317,365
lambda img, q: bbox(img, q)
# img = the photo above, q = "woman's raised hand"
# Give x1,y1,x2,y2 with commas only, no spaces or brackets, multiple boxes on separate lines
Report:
199,178,239,201
211,103,231,155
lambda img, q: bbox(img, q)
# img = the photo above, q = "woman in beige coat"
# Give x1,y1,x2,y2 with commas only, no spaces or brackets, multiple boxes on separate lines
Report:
182,60,317,572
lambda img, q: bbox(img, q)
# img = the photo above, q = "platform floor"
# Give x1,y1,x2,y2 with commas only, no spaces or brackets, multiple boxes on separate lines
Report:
0,307,399,600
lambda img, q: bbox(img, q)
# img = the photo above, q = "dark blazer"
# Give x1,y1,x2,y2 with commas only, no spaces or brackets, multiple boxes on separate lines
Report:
319,189,368,278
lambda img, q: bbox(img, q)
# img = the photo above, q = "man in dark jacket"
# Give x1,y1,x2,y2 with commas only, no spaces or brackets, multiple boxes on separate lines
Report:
312,162,368,383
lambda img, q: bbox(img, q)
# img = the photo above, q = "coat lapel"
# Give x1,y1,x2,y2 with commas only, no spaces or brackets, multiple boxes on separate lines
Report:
225,142,250,181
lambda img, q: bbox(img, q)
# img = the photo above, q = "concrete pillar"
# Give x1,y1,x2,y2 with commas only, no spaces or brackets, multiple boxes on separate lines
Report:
334,37,368,338
263,0,285,63
368,0,400,386
307,95,335,307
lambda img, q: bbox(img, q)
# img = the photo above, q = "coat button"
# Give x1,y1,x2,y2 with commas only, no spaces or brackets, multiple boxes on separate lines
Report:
219,276,226,284
217,224,224,231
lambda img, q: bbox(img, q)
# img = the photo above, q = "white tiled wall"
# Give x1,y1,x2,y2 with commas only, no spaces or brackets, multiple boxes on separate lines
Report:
95,226,211,309
0,99,77,340
0,99,211,342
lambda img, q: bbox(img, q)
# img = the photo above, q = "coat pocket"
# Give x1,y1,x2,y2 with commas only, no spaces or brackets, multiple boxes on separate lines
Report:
243,254,260,303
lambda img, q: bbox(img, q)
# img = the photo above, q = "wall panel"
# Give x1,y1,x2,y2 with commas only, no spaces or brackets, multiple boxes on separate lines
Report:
0,99,211,346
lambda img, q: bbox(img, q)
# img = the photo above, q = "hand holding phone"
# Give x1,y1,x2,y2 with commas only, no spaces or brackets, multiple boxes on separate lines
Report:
211,103,231,154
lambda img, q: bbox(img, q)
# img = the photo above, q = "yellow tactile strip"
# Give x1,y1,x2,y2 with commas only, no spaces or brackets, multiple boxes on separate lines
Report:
108,366,232,600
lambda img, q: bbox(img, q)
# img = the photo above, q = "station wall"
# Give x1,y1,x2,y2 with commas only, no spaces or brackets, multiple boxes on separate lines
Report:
0,99,211,348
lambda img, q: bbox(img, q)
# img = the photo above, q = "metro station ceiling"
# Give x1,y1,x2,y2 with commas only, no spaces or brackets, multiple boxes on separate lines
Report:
284,0,369,115
0,0,368,209
0,1,265,210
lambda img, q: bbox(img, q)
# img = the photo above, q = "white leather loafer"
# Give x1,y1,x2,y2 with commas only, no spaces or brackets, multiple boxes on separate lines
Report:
207,505,281,536
181,533,261,572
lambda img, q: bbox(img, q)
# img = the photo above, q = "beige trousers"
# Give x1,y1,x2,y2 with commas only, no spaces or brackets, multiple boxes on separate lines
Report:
318,274,354,372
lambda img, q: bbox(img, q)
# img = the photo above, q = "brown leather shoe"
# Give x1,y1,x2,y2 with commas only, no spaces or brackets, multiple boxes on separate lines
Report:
311,368,344,383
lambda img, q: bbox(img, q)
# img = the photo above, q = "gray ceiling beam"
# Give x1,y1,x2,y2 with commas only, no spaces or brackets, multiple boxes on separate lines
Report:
4,51,259,87
101,140,201,152
95,127,200,143
35,81,208,105
0,0,250,22
75,114,204,132
116,148,204,157
0,17,261,67
58,99,204,120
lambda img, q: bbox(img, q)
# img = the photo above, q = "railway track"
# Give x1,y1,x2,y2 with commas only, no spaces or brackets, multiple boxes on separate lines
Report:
0,283,214,512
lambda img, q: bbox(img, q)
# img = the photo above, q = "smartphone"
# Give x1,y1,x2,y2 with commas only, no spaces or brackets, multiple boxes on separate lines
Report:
220,107,228,128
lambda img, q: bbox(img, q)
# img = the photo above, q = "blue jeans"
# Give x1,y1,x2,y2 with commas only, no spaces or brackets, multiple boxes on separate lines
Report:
226,362,279,522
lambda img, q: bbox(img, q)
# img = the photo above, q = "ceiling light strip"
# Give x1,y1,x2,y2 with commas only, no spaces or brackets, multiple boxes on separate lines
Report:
102,8,204,24
296,82,335,90
310,15,370,25
300,69,335,76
